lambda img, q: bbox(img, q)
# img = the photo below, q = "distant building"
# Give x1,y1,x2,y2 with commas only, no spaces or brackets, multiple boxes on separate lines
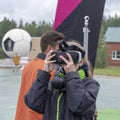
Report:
28,37,41,60
105,27,120,67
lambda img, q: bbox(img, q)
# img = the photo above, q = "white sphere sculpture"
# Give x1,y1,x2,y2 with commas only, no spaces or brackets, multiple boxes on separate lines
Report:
2,28,32,57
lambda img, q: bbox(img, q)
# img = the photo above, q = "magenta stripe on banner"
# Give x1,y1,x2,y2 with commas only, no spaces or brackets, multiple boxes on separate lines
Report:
53,0,82,30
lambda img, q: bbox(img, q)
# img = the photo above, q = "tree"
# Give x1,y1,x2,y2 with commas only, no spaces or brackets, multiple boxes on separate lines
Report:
18,19,24,28
36,21,52,36
95,19,107,68
0,47,6,58
24,21,38,36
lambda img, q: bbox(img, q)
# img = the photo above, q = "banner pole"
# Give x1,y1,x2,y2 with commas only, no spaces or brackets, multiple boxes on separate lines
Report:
83,16,90,58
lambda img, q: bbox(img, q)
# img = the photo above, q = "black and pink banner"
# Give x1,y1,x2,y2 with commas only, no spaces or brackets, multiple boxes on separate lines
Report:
53,0,106,68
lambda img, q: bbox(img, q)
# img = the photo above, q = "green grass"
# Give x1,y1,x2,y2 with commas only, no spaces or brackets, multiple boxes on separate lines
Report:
98,109,120,120
94,68,120,77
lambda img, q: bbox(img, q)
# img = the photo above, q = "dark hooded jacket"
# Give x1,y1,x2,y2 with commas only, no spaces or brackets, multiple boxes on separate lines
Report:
24,70,100,120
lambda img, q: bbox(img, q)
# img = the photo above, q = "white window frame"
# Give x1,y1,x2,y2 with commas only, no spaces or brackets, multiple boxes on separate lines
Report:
112,51,120,60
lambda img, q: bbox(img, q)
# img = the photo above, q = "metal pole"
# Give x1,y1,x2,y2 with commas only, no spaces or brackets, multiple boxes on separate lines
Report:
83,16,90,58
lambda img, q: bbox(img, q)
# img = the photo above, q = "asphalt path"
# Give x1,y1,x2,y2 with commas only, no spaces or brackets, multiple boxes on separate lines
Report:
0,69,120,120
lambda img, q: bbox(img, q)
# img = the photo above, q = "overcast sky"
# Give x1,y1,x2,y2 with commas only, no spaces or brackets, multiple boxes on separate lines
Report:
0,0,120,24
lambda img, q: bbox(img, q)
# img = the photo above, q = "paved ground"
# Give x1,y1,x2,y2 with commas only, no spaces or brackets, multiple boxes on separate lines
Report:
96,75,120,110
0,69,21,120
0,69,120,120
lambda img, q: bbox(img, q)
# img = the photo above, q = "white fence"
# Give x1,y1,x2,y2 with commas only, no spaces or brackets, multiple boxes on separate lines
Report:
0,59,15,68
0,57,29,68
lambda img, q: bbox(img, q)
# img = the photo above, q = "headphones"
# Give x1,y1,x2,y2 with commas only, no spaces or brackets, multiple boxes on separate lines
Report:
51,65,88,90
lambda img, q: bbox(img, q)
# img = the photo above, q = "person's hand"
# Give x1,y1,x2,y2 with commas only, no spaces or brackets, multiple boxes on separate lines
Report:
59,52,76,73
44,50,56,73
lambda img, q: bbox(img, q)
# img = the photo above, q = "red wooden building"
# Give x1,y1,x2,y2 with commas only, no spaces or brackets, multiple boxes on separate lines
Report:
105,27,120,67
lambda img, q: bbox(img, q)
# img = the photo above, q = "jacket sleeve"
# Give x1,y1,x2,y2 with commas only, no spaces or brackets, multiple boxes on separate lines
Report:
64,72,100,115
24,70,50,113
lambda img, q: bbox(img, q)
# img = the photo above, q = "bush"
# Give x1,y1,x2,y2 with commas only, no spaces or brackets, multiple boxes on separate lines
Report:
0,47,7,58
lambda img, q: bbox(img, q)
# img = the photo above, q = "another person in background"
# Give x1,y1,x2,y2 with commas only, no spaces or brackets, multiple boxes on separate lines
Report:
15,30,64,120
13,53,20,72
24,40,100,120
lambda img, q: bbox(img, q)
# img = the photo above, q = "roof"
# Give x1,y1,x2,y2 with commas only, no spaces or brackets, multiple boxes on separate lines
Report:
105,27,120,43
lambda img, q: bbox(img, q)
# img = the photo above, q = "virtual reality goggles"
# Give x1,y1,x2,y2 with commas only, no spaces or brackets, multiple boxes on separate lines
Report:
51,41,85,64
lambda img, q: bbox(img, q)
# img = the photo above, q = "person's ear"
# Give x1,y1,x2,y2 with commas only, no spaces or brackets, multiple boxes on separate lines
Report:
46,45,53,53
79,60,84,67
75,60,83,70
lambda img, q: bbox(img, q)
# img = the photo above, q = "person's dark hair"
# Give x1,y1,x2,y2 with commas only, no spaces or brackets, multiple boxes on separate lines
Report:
40,30,64,52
